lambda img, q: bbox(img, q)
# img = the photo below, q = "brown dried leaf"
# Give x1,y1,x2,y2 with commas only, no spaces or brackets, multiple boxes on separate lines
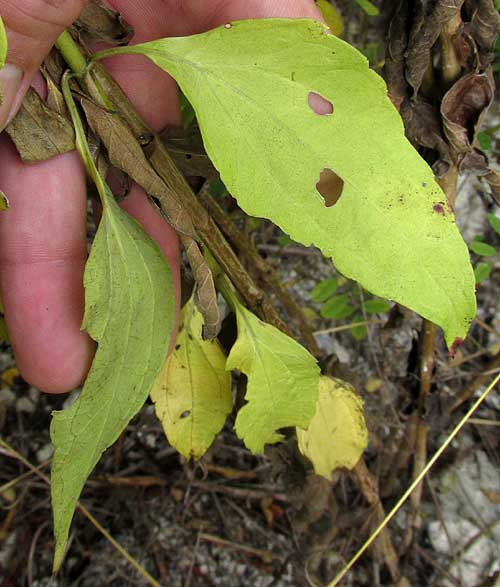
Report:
81,98,196,237
42,70,69,118
75,0,133,45
467,0,500,53
400,98,452,176
384,0,410,109
6,88,75,163
406,0,464,96
160,125,217,179
181,236,221,340
484,169,500,206
441,72,494,155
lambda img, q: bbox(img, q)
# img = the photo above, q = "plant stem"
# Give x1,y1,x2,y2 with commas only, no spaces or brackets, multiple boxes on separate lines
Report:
55,32,87,77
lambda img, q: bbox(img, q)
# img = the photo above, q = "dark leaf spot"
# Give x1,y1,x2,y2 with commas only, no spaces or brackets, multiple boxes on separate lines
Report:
180,410,191,419
450,338,463,357
316,168,344,207
308,92,334,115
433,203,445,215
175,344,181,350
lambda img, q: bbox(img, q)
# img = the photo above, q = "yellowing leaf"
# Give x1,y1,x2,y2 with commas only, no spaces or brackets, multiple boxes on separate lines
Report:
50,185,174,570
151,296,232,460
316,0,343,36
226,292,320,453
297,376,368,479
97,18,476,347
0,16,6,71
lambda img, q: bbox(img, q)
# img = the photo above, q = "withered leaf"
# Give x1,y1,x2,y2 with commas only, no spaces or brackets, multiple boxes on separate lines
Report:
467,0,500,53
441,72,494,155
181,236,221,340
6,88,75,163
81,98,196,237
160,124,217,179
400,98,451,177
75,0,133,45
484,169,500,206
384,0,410,109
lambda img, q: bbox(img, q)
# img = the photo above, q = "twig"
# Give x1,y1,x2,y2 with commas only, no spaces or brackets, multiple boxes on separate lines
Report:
314,319,385,335
199,187,320,355
449,353,500,413
0,438,162,587
199,532,283,563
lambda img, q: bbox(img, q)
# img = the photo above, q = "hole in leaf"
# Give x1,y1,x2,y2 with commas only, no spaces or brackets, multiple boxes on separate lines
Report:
316,168,344,207
180,410,191,419
308,92,334,115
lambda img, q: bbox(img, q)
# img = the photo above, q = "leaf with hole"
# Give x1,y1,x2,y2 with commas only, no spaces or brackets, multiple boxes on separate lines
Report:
311,276,339,302
297,376,368,479
470,240,497,257
150,296,232,460
226,289,320,453
97,18,476,347
50,182,174,571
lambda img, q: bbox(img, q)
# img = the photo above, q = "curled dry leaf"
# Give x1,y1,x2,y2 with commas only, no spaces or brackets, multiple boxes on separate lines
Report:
6,88,75,163
150,295,232,460
75,0,133,45
297,376,368,480
467,0,500,54
384,0,410,109
160,124,217,179
441,72,494,157
81,98,196,237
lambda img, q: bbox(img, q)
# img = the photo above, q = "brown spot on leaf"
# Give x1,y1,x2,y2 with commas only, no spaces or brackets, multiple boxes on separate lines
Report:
180,410,191,419
308,92,334,115
316,168,344,207
450,338,463,358
433,203,445,215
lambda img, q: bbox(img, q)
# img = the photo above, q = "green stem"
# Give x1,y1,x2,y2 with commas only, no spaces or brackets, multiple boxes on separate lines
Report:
55,31,87,77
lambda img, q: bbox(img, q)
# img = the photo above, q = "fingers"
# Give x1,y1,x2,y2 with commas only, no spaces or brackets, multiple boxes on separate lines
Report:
0,0,86,128
0,136,93,393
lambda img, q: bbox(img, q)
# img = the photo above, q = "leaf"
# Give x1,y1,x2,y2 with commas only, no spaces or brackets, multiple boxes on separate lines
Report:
0,15,6,72
297,376,368,479
100,19,476,347
487,213,500,236
355,0,379,16
474,262,492,284
0,191,9,211
470,240,497,257
75,0,133,45
315,0,343,36
50,183,174,571
364,299,391,314
150,296,232,460
311,276,339,302
320,294,355,320
477,131,493,152
6,88,75,163
349,315,367,341
227,291,320,453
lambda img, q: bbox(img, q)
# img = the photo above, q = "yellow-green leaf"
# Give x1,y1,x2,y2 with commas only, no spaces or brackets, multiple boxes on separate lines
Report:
297,376,368,479
0,191,8,211
50,185,174,571
96,18,476,347
150,296,232,460
227,293,320,453
0,16,6,70
316,0,343,36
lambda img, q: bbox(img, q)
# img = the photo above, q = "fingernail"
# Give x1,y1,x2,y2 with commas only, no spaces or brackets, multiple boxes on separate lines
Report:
0,64,23,131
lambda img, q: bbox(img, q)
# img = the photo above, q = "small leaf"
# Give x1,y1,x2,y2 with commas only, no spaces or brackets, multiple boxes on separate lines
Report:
50,184,174,570
311,276,339,302
349,315,367,340
228,293,320,453
364,298,391,314
0,191,9,211
487,213,500,236
470,240,497,257
477,131,492,152
98,18,476,347
474,262,492,284
315,0,343,36
320,294,355,320
355,0,379,16
297,376,368,479
150,296,232,460
277,234,295,247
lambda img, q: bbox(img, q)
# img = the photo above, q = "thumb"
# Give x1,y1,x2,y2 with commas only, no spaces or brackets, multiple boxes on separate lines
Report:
0,0,85,129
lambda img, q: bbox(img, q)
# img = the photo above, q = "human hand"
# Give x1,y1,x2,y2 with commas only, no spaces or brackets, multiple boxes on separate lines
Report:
0,0,321,393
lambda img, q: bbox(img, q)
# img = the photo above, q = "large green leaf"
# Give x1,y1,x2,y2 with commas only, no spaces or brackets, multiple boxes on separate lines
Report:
98,19,476,346
150,295,232,460
226,290,320,453
50,183,174,570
